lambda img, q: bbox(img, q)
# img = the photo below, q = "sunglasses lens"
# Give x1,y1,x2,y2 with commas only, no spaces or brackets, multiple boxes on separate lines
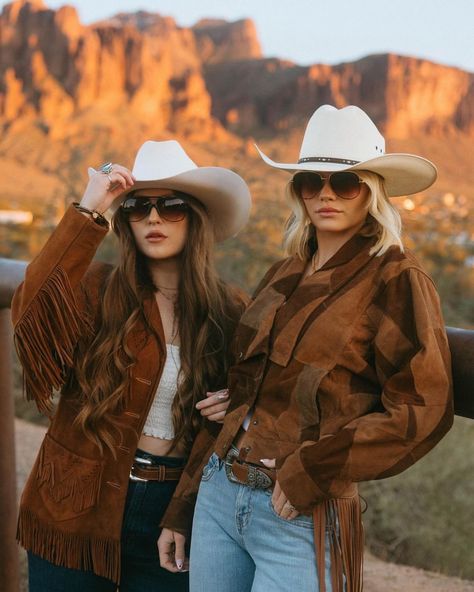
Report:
330,172,361,199
121,197,151,221
292,173,323,198
121,195,189,222
159,197,188,222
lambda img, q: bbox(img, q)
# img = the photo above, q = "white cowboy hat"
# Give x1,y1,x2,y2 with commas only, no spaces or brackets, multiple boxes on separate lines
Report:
111,140,251,242
255,104,437,196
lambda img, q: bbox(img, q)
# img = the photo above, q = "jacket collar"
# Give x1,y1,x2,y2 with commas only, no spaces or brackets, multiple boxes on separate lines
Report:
240,232,378,366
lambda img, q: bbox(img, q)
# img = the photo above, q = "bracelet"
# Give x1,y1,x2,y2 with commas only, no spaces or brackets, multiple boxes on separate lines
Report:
73,203,109,228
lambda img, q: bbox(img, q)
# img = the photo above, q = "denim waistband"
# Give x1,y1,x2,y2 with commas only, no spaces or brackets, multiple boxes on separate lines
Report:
135,447,186,468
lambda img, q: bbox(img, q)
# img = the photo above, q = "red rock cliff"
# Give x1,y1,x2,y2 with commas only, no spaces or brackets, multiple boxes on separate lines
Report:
0,0,472,141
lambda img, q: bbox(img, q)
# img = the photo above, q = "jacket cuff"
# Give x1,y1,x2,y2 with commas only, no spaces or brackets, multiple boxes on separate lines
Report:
277,446,326,513
159,498,195,537
65,203,109,243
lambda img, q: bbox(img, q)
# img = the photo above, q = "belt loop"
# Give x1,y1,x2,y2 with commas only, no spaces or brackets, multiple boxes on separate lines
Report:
159,465,166,482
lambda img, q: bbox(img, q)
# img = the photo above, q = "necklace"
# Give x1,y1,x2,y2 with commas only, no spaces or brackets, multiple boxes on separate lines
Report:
155,283,178,291
169,311,179,345
168,313,180,371
156,287,178,303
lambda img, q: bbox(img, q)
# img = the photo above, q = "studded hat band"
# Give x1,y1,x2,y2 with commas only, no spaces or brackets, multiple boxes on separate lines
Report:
298,156,360,165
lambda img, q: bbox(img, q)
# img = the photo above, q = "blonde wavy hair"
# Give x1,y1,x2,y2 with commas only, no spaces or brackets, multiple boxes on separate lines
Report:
283,170,403,260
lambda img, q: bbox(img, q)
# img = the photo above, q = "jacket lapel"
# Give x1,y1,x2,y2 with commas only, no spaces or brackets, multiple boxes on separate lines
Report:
125,292,166,385
238,257,305,360
268,235,378,367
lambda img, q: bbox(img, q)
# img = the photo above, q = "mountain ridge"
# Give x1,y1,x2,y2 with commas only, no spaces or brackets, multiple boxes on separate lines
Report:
0,0,472,222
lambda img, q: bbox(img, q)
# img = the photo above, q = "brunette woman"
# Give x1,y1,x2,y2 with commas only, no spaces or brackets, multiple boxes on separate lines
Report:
12,140,250,592
159,106,453,592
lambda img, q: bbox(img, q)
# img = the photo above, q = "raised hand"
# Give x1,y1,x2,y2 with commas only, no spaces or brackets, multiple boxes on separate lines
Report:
79,163,135,214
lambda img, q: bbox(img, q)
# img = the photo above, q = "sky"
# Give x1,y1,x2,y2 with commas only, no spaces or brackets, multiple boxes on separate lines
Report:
3,0,474,72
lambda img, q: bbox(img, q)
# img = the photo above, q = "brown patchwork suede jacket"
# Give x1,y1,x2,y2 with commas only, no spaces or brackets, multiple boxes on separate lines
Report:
11,205,244,584
161,232,454,591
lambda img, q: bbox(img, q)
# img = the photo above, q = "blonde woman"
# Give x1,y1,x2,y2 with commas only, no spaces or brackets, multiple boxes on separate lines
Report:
159,106,453,592
12,140,250,592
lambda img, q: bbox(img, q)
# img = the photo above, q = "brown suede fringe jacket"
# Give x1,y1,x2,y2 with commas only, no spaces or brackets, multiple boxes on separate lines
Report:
11,205,244,584
161,232,454,592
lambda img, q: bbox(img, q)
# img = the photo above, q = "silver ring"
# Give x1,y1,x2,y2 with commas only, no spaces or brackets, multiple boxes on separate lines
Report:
284,501,296,511
98,162,113,175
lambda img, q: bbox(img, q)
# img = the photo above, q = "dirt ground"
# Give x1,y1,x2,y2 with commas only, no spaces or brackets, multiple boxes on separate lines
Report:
14,418,474,592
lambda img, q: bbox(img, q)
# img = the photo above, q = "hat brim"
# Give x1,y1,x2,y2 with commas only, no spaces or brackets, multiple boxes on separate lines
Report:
255,145,437,196
111,167,251,242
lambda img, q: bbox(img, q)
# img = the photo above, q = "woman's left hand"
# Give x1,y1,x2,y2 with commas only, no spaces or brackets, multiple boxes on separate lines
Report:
260,458,300,520
195,389,230,423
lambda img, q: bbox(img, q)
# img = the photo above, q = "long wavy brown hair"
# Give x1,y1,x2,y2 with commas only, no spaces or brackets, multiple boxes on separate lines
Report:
73,197,240,457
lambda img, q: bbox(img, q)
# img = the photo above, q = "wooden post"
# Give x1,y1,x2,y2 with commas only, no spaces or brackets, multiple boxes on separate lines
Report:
0,308,20,592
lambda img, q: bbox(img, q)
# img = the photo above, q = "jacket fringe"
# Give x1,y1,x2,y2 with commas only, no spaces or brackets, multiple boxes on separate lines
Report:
17,508,120,584
13,266,92,414
313,492,364,592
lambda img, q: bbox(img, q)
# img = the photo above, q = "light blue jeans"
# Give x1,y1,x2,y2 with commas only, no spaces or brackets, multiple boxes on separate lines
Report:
190,453,333,592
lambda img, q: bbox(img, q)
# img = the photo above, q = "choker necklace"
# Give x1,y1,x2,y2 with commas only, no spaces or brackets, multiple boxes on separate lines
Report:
153,282,178,303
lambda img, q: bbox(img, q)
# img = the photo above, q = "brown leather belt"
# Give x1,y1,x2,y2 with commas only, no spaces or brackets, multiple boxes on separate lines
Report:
129,459,184,482
224,448,275,490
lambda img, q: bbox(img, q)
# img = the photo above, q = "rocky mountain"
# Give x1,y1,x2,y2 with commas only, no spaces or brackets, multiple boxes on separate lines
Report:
0,0,472,222
1,0,472,139
204,54,474,138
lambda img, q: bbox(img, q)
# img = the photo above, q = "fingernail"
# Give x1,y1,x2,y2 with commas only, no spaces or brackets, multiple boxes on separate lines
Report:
260,459,270,463
217,392,229,399
176,560,183,570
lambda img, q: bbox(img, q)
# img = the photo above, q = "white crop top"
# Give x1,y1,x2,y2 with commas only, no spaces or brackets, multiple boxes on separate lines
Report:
142,344,180,440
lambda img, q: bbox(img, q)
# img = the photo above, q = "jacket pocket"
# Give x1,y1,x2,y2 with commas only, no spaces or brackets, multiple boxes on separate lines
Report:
292,361,329,437
36,433,103,522
267,497,314,529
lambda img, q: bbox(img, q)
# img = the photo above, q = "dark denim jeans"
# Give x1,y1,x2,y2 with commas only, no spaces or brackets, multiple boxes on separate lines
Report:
28,450,189,592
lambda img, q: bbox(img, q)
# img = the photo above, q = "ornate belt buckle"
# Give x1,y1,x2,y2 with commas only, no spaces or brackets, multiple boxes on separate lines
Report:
247,465,273,489
224,449,240,485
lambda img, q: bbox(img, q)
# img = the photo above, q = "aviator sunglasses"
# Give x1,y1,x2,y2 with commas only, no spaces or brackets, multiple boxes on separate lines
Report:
291,171,366,200
121,193,190,222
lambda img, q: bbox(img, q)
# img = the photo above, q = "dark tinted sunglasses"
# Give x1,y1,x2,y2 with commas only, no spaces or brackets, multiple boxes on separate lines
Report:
121,193,190,222
291,171,365,200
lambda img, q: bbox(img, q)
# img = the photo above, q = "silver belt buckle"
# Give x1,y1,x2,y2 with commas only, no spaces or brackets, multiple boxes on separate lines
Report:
246,465,273,489
224,450,273,490
224,449,240,485
129,455,152,482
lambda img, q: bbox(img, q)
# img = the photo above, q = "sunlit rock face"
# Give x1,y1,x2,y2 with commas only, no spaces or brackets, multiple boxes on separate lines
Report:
1,0,472,140
0,0,227,133
202,53,474,138
0,0,473,216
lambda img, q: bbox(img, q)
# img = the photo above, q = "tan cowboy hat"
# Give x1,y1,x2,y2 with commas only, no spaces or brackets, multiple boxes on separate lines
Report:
255,104,437,196
111,140,251,242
